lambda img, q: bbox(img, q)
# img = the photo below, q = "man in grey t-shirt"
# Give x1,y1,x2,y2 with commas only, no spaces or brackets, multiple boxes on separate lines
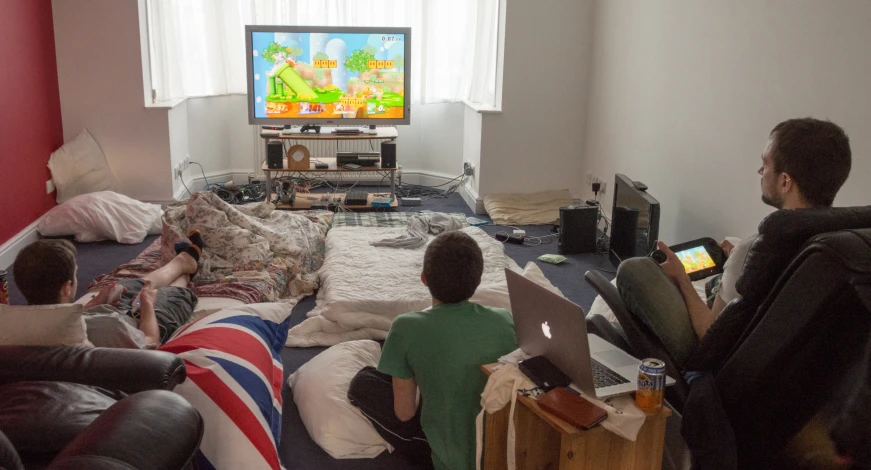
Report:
616,118,852,364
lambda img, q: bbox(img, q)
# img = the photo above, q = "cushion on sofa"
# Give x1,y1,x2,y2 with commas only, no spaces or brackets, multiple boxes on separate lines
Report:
0,381,123,455
0,304,92,347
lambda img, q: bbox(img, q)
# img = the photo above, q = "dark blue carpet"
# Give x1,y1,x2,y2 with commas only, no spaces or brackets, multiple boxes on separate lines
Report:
5,189,615,469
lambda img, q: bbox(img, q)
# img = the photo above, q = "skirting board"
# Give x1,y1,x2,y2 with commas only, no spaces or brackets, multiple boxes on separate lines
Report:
0,215,45,270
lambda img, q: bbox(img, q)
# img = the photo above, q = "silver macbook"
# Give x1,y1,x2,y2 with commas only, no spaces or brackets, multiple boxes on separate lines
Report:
505,268,675,398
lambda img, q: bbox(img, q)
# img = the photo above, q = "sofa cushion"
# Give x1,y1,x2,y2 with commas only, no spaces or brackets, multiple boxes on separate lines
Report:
0,381,122,455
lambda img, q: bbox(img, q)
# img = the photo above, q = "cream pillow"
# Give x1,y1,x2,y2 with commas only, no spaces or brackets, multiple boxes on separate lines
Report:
48,129,120,204
0,304,93,347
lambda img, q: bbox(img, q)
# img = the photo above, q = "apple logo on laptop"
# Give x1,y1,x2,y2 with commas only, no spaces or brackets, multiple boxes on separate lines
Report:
542,321,552,339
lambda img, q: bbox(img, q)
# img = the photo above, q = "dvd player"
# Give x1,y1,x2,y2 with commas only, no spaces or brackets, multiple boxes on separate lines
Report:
337,152,380,167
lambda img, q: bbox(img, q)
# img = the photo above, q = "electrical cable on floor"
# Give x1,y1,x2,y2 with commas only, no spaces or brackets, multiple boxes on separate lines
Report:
190,162,210,190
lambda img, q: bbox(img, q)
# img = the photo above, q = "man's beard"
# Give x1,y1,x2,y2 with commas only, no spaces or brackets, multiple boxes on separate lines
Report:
761,192,784,209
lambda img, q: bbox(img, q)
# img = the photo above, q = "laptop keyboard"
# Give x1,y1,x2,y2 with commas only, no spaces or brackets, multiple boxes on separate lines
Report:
591,359,631,389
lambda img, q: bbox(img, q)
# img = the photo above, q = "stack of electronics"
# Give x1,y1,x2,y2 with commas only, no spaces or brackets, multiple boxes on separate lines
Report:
337,151,380,167
344,190,369,205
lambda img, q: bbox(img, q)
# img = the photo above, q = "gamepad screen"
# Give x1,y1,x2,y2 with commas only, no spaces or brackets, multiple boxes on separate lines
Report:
675,246,716,274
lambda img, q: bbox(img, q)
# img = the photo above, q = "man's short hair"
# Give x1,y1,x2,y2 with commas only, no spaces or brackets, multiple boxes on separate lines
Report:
13,239,77,305
770,118,851,207
423,231,484,304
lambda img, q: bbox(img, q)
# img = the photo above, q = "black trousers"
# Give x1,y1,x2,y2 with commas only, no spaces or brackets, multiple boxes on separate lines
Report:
348,367,433,468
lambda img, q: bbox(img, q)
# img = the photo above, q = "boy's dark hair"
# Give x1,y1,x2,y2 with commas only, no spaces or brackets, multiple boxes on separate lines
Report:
770,118,851,207
13,239,77,305
423,231,484,303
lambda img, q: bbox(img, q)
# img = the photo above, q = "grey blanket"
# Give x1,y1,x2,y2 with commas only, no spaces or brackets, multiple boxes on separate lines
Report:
370,213,466,249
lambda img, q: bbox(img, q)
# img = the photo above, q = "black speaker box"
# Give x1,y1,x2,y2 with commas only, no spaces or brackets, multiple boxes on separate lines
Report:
381,141,397,169
609,206,641,266
267,141,284,169
558,205,598,255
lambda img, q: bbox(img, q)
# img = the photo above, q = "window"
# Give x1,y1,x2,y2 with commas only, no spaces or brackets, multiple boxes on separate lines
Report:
145,0,501,107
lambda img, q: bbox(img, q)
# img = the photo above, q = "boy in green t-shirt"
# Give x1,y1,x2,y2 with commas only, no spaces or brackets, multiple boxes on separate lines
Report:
358,231,518,470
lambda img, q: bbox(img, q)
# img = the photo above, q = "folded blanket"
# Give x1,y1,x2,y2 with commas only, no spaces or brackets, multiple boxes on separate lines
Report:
370,213,466,249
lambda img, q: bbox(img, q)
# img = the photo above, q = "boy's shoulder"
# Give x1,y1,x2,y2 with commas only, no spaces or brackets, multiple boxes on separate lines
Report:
396,302,512,325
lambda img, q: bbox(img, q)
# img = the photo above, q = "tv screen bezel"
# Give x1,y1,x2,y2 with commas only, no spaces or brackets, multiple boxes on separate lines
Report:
245,25,412,126
609,173,660,267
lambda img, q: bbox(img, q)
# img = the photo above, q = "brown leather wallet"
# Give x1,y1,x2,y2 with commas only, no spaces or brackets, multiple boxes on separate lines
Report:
538,387,608,430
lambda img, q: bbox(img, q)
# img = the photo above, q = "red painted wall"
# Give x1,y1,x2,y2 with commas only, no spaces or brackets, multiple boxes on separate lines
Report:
0,0,63,245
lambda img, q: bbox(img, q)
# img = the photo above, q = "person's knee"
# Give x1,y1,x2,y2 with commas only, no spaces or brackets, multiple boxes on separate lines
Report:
616,257,662,289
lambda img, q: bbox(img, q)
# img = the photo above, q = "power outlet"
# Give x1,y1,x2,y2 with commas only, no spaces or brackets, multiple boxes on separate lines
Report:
46,179,55,194
586,171,593,185
598,181,606,195
463,161,475,176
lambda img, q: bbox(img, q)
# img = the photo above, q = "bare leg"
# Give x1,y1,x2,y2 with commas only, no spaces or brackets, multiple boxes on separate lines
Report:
169,274,191,289
142,252,197,289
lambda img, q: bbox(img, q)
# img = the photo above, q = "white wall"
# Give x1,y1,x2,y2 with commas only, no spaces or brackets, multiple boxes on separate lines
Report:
52,0,173,202
476,0,595,197
583,0,871,242
167,99,188,196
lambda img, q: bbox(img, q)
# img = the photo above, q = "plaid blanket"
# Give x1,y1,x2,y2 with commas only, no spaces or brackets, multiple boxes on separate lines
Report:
332,211,467,228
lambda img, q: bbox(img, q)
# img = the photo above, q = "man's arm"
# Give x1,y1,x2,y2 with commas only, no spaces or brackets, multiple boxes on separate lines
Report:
137,281,161,345
656,241,726,339
392,376,418,422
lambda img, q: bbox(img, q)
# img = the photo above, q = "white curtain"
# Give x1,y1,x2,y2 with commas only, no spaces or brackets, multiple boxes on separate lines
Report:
146,0,499,106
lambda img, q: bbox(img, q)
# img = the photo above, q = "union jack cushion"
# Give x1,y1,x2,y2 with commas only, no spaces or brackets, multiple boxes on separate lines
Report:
159,303,292,470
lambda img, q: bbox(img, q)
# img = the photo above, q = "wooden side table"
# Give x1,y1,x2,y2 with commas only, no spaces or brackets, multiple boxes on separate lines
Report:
481,363,672,470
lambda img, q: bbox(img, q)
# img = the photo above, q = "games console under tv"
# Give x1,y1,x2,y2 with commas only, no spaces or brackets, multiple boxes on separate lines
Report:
245,25,412,127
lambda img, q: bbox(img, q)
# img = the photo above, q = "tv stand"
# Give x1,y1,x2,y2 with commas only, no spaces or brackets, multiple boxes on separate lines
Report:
300,124,321,134
260,127,399,211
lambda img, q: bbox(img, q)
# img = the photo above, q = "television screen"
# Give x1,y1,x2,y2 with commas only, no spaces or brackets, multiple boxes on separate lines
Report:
609,174,660,267
245,26,410,125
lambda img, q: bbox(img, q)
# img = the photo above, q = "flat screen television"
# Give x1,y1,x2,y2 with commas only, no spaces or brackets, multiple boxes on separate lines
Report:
245,25,411,126
609,174,660,268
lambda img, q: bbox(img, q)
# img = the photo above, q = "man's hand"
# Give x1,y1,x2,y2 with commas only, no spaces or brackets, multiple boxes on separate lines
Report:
84,282,126,309
655,240,691,287
136,281,161,345
719,239,735,258
139,281,158,309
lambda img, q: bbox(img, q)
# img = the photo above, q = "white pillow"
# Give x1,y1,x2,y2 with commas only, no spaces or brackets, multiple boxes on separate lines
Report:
48,129,120,204
470,261,564,310
288,340,391,459
38,191,162,244
0,304,93,347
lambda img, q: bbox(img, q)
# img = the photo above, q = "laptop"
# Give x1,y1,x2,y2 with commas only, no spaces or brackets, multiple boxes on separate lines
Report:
505,268,675,399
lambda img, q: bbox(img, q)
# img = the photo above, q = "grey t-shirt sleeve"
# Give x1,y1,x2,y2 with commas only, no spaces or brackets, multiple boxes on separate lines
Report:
83,306,151,349
718,235,758,306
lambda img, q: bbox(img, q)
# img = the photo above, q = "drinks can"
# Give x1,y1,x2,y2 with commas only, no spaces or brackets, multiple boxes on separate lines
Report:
636,358,666,412
0,269,8,305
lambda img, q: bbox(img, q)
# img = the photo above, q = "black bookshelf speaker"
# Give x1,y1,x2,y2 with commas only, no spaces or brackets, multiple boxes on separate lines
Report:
609,206,641,266
381,141,397,169
558,205,598,255
267,141,284,169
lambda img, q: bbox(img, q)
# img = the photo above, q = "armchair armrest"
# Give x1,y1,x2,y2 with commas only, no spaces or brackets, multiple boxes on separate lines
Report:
0,346,185,393
47,390,203,470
